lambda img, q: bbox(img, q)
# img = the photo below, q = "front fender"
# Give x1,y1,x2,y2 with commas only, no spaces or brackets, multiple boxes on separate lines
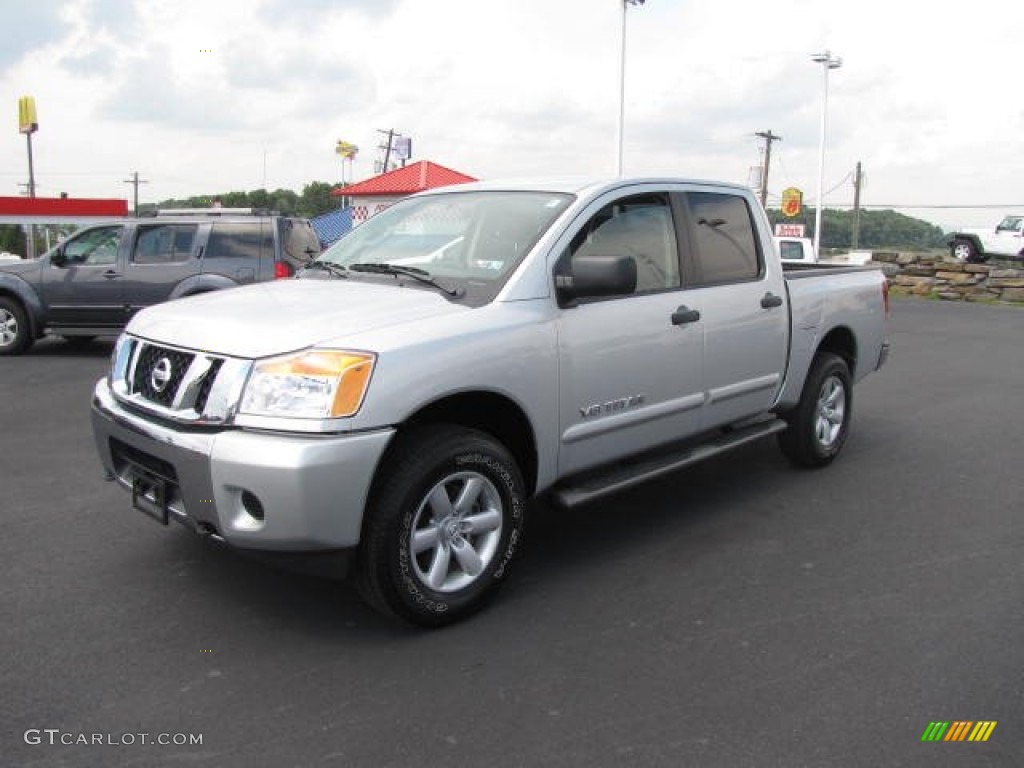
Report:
0,272,46,337
168,273,240,299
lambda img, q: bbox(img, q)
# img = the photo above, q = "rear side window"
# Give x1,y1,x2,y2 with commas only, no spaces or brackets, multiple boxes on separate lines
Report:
206,222,271,261
133,224,198,264
278,218,320,265
685,192,762,285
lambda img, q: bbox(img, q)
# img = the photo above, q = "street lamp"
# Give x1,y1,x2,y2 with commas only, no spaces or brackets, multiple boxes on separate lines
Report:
810,50,841,258
616,0,645,176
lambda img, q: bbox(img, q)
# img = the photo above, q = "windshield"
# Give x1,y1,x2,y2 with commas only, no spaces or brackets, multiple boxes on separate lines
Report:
317,191,573,304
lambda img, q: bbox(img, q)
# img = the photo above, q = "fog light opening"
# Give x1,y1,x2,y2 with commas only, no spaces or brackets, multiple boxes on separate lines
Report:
240,490,265,522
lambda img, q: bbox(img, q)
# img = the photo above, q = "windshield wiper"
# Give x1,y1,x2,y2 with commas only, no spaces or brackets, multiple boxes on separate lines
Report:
302,261,349,278
348,263,461,297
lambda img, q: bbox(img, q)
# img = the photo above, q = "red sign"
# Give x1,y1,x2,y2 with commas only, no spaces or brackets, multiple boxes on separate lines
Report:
781,187,802,218
775,223,805,237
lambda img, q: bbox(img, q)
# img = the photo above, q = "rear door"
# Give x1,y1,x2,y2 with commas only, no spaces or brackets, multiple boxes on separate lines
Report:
677,189,788,429
202,220,270,283
121,221,204,319
40,224,127,327
554,188,705,477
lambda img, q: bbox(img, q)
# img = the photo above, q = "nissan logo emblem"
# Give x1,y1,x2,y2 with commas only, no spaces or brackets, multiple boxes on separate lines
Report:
150,357,173,393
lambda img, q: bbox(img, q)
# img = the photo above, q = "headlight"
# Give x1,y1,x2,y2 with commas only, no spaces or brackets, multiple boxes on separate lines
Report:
239,349,376,419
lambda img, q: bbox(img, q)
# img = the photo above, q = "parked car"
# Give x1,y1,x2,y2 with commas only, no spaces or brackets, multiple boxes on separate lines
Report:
0,208,319,355
948,215,1024,263
775,235,817,263
90,178,890,626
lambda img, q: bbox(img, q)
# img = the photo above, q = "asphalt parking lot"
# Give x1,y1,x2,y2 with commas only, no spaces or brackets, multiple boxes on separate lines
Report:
2,297,1022,767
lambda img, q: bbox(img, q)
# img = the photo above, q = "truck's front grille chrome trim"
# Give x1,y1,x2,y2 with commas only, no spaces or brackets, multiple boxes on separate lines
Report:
111,338,250,424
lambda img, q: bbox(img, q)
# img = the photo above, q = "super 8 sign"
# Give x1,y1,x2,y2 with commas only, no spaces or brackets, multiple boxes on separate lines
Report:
782,187,802,217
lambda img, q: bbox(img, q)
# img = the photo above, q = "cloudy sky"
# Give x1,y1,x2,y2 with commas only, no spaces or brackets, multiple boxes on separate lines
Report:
1,0,1020,230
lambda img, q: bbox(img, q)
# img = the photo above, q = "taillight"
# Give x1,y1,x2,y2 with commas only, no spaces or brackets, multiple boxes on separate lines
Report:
274,262,293,280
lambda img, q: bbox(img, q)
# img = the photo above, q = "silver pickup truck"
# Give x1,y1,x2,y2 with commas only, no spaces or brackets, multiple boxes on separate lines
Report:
91,177,890,626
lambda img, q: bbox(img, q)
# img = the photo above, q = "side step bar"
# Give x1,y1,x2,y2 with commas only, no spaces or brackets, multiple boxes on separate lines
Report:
550,417,788,510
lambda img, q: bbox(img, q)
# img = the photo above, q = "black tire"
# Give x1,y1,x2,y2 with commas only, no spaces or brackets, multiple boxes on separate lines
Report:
357,424,526,627
0,296,32,356
777,352,852,468
951,239,983,264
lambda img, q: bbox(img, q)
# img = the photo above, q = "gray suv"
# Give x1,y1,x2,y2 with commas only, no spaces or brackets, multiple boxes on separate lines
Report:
0,208,320,355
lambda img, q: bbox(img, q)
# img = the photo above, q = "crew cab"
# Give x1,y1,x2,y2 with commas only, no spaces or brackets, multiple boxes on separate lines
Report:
948,215,1024,263
90,178,890,626
0,209,319,355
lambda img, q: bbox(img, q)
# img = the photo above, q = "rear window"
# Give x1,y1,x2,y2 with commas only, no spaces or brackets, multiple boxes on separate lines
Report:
278,218,320,265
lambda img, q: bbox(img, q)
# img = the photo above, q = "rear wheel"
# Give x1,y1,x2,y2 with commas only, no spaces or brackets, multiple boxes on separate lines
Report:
0,296,32,356
778,352,852,468
951,239,979,263
357,424,526,627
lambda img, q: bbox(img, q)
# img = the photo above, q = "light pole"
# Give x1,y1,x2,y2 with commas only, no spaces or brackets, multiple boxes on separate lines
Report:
811,50,841,257
616,0,644,176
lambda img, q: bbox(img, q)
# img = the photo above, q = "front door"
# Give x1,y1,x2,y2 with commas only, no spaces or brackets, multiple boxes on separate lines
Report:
555,190,705,477
121,222,203,319
41,224,126,327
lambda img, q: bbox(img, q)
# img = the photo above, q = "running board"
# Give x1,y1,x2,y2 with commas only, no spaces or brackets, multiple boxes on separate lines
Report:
550,417,788,510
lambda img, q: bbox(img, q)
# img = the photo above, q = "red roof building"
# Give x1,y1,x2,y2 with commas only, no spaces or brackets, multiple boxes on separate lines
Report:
332,161,476,198
0,196,129,225
332,161,477,228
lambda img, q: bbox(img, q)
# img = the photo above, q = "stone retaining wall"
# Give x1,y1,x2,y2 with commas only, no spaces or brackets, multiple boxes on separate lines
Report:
865,253,1024,303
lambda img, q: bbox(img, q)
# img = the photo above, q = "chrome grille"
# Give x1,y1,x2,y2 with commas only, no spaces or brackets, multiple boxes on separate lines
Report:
111,336,251,424
132,345,195,406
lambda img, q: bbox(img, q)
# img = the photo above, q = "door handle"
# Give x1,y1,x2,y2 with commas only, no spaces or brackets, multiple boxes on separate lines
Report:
103,270,121,280
671,306,701,325
761,292,783,309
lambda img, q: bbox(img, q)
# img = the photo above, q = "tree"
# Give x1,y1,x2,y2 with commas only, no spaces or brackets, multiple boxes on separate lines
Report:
766,208,946,250
0,225,26,256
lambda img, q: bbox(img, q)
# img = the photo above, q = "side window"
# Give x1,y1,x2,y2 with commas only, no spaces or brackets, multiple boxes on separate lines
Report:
206,222,269,260
133,224,198,264
563,193,680,295
63,226,123,266
685,192,762,285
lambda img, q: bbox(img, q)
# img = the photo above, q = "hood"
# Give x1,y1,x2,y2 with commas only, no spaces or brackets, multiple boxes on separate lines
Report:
128,279,470,358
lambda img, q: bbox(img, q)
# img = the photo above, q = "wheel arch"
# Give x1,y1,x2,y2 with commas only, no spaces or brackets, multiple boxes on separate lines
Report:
815,325,857,377
0,278,45,339
950,233,983,255
393,391,539,496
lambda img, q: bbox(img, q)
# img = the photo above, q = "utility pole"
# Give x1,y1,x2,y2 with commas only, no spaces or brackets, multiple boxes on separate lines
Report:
851,161,863,250
123,171,148,216
754,130,782,208
376,129,396,174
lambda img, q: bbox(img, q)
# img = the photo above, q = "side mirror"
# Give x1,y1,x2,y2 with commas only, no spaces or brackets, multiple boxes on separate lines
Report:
556,255,637,306
50,248,66,268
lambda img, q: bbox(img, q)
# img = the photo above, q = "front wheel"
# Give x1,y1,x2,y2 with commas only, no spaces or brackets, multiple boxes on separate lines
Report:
778,352,852,468
0,296,32,356
357,425,526,627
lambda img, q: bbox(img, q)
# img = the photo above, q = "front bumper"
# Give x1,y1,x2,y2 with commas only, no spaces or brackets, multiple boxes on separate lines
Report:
91,378,394,553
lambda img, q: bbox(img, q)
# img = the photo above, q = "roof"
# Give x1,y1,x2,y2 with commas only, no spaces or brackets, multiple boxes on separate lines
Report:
332,161,476,197
0,196,129,225
310,207,353,246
